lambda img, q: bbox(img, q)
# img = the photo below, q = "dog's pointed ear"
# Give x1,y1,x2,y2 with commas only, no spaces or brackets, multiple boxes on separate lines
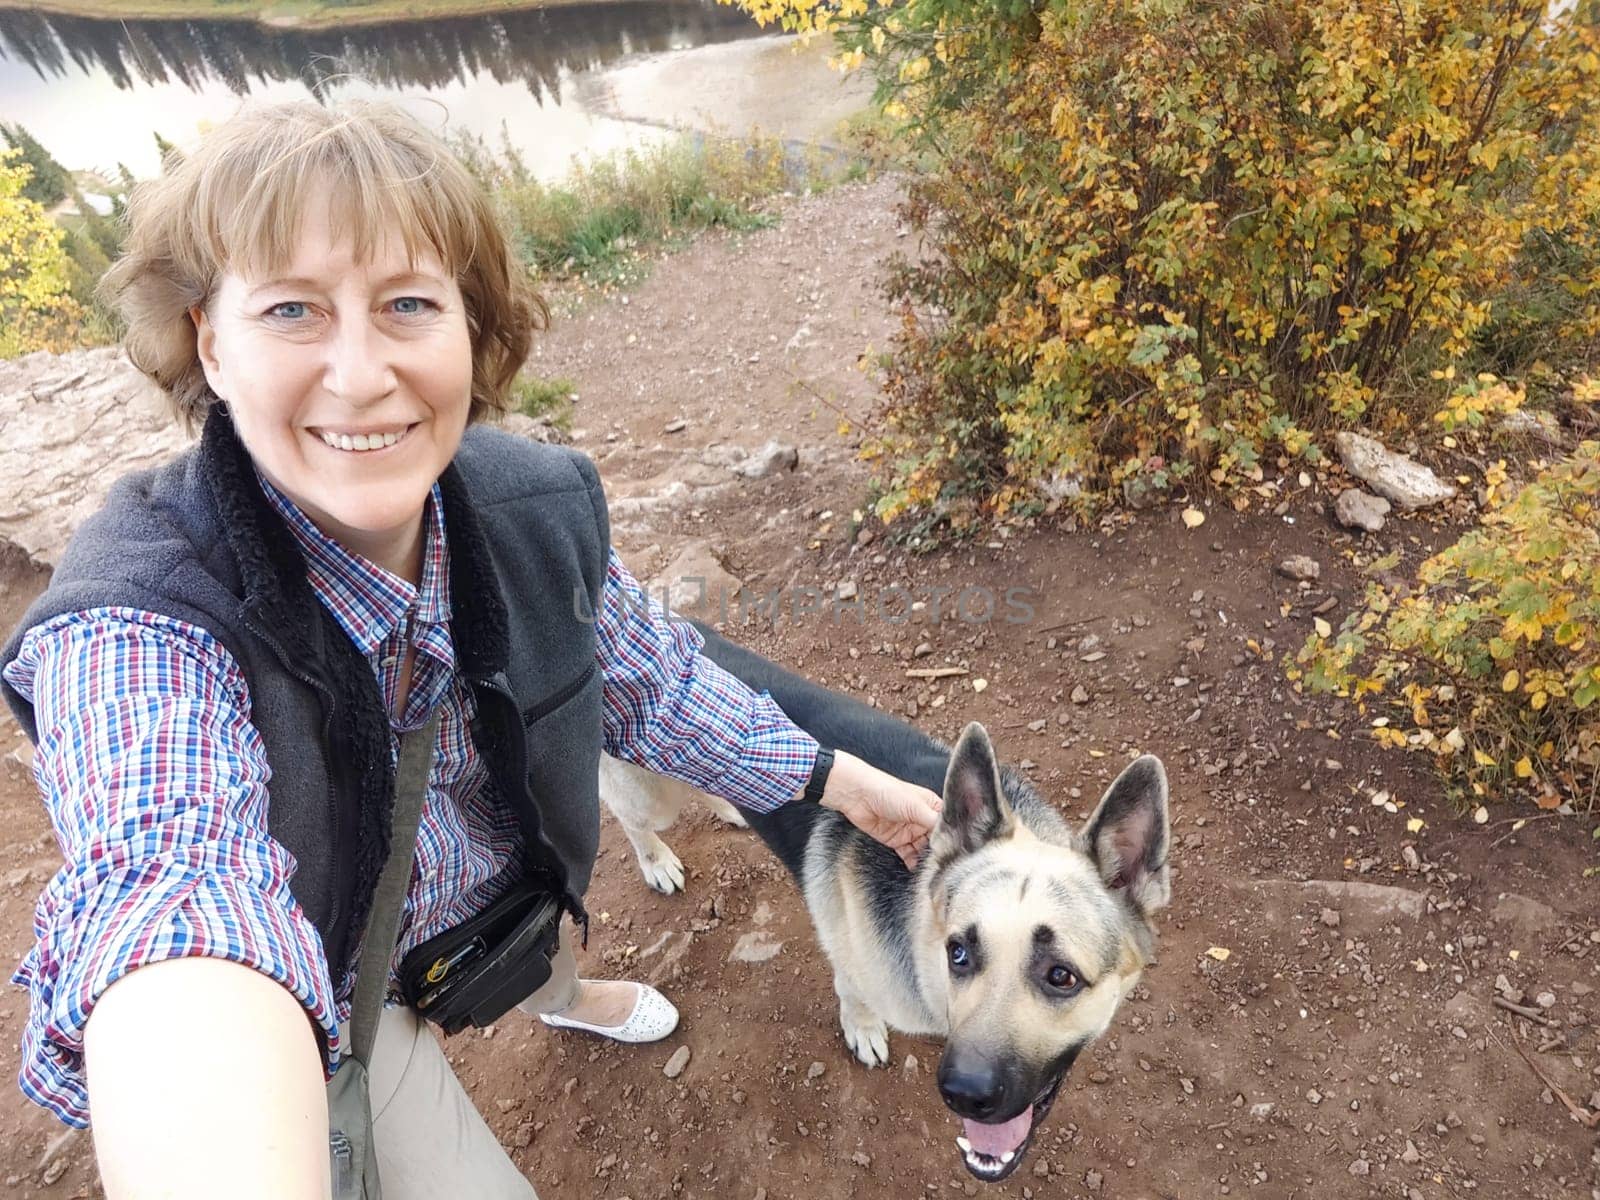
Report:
1081,755,1171,917
936,723,1016,855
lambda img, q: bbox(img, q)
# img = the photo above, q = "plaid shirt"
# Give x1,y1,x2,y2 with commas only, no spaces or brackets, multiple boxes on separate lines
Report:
3,476,817,1128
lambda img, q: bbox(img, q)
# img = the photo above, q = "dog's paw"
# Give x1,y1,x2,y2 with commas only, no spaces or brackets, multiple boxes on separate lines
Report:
841,1012,891,1069
637,844,687,894
703,797,749,829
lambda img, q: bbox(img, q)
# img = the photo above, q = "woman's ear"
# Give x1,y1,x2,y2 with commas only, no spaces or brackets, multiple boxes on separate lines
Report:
190,304,226,400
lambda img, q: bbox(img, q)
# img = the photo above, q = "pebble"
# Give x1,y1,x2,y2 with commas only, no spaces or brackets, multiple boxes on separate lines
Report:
663,1046,692,1078
1320,908,1341,928
1278,555,1321,581
664,418,687,434
1306,1089,1323,1105
1071,685,1090,704
807,1060,826,1080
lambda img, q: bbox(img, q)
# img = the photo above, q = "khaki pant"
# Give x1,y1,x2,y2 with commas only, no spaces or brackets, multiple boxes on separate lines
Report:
361,921,581,1200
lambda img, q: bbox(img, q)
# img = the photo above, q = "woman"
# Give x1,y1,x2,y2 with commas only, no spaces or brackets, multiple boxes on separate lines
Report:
0,100,940,1199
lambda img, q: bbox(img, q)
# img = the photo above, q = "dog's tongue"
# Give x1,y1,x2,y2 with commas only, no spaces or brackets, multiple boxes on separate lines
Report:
963,1107,1033,1158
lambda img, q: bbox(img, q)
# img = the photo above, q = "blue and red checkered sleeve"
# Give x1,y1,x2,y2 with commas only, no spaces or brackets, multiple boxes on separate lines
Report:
1,610,342,1128
595,552,818,813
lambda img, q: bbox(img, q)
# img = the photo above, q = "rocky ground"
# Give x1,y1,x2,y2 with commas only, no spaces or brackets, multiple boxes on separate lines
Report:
0,175,1596,1199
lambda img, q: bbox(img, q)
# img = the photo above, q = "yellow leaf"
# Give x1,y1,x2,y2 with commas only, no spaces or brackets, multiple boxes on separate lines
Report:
1502,669,1521,692
1314,617,1332,638
1181,507,1206,529
1514,756,1533,778
1472,749,1496,767
1205,947,1231,962
1406,818,1424,833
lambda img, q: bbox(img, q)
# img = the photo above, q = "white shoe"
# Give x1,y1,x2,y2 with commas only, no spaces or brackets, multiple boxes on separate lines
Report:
539,982,680,1043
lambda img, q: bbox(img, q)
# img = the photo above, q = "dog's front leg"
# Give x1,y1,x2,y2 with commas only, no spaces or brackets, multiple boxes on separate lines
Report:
833,970,891,1068
599,755,689,894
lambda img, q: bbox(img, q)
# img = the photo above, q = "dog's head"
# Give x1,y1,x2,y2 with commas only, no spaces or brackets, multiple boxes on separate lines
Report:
926,722,1171,1183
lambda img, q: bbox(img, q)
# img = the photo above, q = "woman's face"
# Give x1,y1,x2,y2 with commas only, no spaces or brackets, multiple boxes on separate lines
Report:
193,193,473,578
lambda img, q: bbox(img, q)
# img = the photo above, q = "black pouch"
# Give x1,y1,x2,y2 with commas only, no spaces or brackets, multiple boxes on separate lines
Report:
398,879,563,1035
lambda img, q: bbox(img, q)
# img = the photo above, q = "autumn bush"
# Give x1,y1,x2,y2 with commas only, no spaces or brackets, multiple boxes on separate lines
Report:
739,0,1600,521
0,150,82,359
1292,412,1600,812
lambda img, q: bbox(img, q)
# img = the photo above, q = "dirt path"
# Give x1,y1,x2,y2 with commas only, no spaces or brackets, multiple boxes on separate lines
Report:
0,177,1595,1199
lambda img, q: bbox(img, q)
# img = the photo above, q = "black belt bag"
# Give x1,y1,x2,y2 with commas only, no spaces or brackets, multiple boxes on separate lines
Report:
398,879,563,1035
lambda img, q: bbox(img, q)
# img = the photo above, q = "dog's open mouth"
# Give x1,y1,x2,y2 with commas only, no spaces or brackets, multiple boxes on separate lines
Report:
954,1075,1064,1182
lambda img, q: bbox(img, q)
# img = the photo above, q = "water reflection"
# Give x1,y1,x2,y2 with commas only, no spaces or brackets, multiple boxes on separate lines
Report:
0,1,765,102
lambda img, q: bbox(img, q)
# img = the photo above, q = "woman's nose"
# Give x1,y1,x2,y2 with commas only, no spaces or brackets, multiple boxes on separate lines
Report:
324,318,396,404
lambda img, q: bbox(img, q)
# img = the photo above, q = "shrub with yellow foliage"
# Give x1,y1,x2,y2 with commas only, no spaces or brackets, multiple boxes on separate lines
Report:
725,0,1600,519
0,149,81,358
1293,435,1600,812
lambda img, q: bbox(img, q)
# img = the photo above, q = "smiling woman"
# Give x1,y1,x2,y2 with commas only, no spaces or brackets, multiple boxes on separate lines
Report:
0,98,942,1200
191,197,475,577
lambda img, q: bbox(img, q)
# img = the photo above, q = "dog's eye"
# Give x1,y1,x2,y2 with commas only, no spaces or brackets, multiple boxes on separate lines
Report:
1046,965,1079,992
947,940,971,971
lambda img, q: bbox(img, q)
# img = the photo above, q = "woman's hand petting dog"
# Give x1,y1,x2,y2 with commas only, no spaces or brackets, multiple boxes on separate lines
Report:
814,752,943,870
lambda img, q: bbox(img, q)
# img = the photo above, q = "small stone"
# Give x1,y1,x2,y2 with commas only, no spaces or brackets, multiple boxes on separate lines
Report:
837,580,858,601
903,1054,919,1078
913,642,933,658
1535,991,1557,1009
1277,555,1321,582
1249,1102,1275,1122
735,441,800,479
510,1121,535,1149
1071,685,1090,704
1348,1159,1369,1178
1401,1140,1420,1164
1320,908,1341,928
1084,1169,1103,1191
1089,1070,1111,1084
664,418,688,434
1306,1088,1323,1105
852,1151,872,1168
1334,488,1392,532
663,1046,692,1078
1027,719,1047,732
807,1060,826,1081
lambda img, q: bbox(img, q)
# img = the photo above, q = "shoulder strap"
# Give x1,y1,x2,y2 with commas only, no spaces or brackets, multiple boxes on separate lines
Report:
348,709,441,1066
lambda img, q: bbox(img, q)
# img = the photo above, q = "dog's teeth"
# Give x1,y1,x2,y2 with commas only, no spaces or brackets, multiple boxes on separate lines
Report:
955,1137,972,1154
1000,1152,1015,1165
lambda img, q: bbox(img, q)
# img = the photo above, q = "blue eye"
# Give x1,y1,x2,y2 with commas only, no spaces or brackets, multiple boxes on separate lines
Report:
947,940,970,970
392,296,434,315
268,301,308,319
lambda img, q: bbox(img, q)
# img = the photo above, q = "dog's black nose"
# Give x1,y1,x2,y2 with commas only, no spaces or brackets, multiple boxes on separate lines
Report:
937,1055,1004,1120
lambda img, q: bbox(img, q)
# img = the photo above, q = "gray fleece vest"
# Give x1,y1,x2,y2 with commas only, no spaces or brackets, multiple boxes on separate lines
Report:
2,406,608,1013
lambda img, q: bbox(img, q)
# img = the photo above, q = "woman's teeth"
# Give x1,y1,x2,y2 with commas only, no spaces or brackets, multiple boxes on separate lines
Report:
320,429,404,452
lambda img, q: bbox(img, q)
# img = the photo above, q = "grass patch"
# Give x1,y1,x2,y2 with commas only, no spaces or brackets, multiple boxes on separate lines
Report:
510,373,577,428
453,130,860,288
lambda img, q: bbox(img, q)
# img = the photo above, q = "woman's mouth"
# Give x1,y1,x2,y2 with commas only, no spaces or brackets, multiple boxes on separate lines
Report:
314,424,416,453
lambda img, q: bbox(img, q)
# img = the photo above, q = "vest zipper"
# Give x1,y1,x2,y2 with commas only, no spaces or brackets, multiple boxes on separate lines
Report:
520,662,597,725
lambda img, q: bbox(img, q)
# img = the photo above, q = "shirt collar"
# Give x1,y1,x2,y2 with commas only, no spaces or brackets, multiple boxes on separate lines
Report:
256,472,452,657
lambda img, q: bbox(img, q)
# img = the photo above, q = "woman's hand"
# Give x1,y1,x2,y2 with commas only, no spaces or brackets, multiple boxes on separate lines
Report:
813,751,943,870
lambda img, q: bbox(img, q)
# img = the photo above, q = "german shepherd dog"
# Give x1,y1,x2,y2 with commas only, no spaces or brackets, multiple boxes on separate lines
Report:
601,623,1172,1184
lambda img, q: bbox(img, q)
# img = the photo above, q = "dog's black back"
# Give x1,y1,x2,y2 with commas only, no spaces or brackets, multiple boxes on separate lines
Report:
691,619,949,874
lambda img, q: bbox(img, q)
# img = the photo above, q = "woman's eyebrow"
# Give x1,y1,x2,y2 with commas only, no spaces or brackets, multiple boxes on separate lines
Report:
243,270,448,300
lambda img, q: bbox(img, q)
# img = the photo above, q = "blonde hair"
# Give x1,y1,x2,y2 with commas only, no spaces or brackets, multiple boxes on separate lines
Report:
100,99,545,426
